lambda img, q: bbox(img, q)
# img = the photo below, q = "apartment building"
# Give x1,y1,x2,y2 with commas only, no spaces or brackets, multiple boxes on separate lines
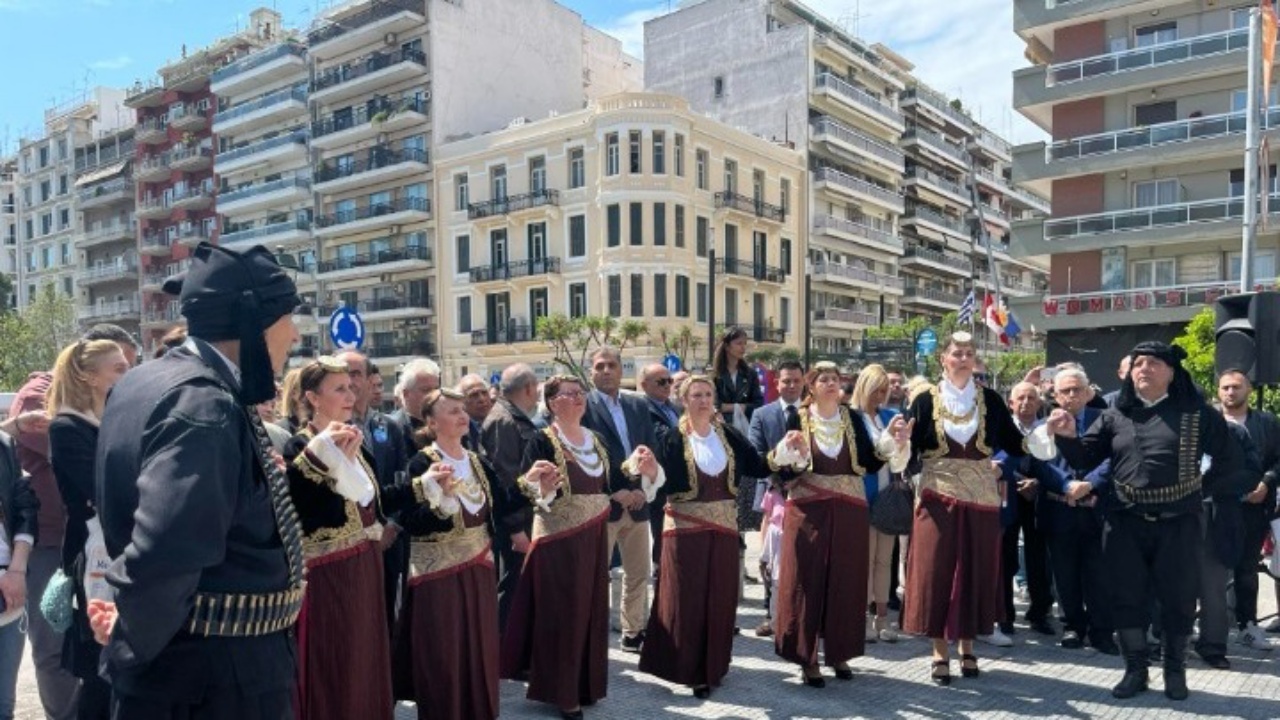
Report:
75,127,140,335
127,9,281,350
646,0,1047,362
434,92,805,380
1012,1,1266,378
1,158,16,306
292,0,642,366
13,88,130,309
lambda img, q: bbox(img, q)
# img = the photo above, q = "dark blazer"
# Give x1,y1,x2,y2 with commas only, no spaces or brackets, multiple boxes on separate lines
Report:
582,390,658,522
714,364,764,425
361,410,409,491
646,396,680,443
388,408,424,454
48,413,96,573
0,431,39,547
480,398,540,537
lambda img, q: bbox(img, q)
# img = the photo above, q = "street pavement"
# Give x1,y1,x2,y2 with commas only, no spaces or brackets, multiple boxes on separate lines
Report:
14,535,1280,720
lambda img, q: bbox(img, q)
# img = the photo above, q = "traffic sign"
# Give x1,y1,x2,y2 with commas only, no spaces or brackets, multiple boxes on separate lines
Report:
663,354,682,372
916,328,938,357
490,372,501,387
328,306,365,350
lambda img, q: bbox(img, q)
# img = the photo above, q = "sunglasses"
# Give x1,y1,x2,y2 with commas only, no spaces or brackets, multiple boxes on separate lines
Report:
655,378,673,386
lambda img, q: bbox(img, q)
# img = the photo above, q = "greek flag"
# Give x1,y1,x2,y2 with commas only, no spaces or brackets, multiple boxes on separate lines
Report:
957,290,976,326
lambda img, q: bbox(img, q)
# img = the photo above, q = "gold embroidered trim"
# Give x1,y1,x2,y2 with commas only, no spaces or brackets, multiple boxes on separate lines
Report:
532,494,610,540
788,473,867,504
541,427,610,502
795,405,866,477
663,499,737,533
670,416,737,502
408,526,491,578
293,427,384,547
917,457,1002,508
415,447,492,536
926,385,991,459
303,522,378,561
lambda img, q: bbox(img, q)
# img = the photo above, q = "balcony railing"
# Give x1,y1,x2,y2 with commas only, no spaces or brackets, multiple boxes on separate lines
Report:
312,96,428,138
82,221,136,244
143,304,183,325
79,260,139,282
212,42,306,85
308,0,423,46
312,48,427,93
220,217,312,246
219,176,311,206
468,189,560,219
814,73,903,126
319,296,432,315
472,324,533,346
813,213,901,249
315,197,430,228
316,146,428,183
140,232,174,252
317,245,432,273
76,178,134,204
1044,194,1277,240
814,167,902,207
79,298,141,320
903,286,966,305
1042,279,1269,318
904,204,971,236
468,257,561,282
713,191,786,222
217,131,308,166
905,166,967,198
366,340,437,359
738,325,786,343
812,261,904,289
975,204,1010,224
904,246,973,272
810,117,904,167
170,185,215,205
714,258,786,283
169,145,212,167
213,86,308,125
971,127,1011,156
903,125,966,163
902,87,971,128
74,144,133,173
815,307,878,326
1048,107,1280,161
1049,28,1247,85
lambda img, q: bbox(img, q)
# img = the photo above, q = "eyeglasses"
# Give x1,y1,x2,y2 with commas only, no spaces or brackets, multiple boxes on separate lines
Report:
974,373,989,383
655,378,673,386
551,390,586,401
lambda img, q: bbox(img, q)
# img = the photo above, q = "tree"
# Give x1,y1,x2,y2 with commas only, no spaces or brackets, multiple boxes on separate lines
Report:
0,285,78,390
649,325,703,370
535,314,650,384
988,350,1047,392
1171,306,1217,396
0,274,13,313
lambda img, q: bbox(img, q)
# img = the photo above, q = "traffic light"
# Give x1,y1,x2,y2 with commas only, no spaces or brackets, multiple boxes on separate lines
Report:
1215,291,1280,384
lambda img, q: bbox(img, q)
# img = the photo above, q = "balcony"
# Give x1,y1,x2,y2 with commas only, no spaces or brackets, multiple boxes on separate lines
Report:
136,196,172,220
135,154,171,182
902,125,967,170
141,271,169,292
211,42,307,97
316,244,433,278
307,0,426,61
311,48,428,105
79,221,136,249
468,257,561,283
468,190,560,220
814,307,878,328
219,177,312,216
974,167,1050,213
78,259,139,286
1014,0,1152,38
738,325,786,344
714,258,786,284
813,33,905,91
902,285,966,309
169,145,213,172
168,104,208,132
901,246,973,277
139,231,174,255
812,73,904,132
901,87,972,134
973,203,1011,229
812,213,902,253
978,272,1041,297
903,166,971,208
135,117,168,145
311,96,429,150
314,197,431,237
78,298,141,322
1033,278,1253,332
170,186,215,212
902,204,971,240
713,191,786,223
212,86,309,135
366,340,437,360
216,131,309,176
471,323,534,346
809,117,904,174
220,218,312,252
969,127,1012,162
812,167,903,213
142,303,183,328
314,146,429,194
811,261,904,293
77,178,134,209
174,225,212,247
319,296,433,320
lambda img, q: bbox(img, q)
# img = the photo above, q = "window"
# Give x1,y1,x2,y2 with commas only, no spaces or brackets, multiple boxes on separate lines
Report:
629,202,643,246
57,139,67,160
457,296,472,333
529,155,546,194
1229,250,1277,282
630,273,644,316
780,178,791,214
605,133,620,176
1231,87,1280,111
674,134,685,177
780,297,791,332
455,174,469,211
1131,258,1176,289
713,76,724,98
41,213,52,235
628,130,642,174
724,287,738,325
569,282,588,318
653,131,666,175
781,238,793,275
59,209,70,231
63,277,73,296
1230,166,1279,196
607,204,621,247
1233,7,1253,30
1133,179,1180,207
608,275,622,316
724,159,738,194
1134,101,1176,126
654,274,668,317
696,282,708,322
40,181,50,203
58,175,68,196
42,246,53,268
696,150,709,190
38,146,48,168
674,205,686,248
675,275,690,318
696,216,709,257
653,203,666,246
569,147,585,188
491,165,507,200
530,288,549,332
455,235,470,273
753,169,765,202
1134,21,1176,48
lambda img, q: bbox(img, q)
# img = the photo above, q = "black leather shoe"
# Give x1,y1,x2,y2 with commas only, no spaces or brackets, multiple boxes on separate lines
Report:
1112,628,1150,699
1197,653,1230,670
931,659,951,686
960,654,980,678
1165,634,1191,700
692,685,711,699
1029,618,1056,636
1060,630,1084,649
560,709,583,720
833,663,854,680
620,632,644,653
800,666,825,688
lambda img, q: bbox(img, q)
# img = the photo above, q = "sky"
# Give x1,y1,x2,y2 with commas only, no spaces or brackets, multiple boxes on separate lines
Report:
0,0,1043,155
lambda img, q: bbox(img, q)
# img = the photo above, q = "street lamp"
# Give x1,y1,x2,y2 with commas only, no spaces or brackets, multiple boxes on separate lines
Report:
707,226,716,370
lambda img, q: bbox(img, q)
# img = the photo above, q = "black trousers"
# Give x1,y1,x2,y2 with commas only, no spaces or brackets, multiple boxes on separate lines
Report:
1002,494,1053,623
496,534,526,633
111,687,292,720
1046,509,1111,643
382,534,408,634
1103,511,1201,634
1235,502,1272,628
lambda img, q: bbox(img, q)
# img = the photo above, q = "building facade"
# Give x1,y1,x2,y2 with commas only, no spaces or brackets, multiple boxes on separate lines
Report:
75,126,140,335
1012,0,1263,380
434,92,806,381
1,158,16,307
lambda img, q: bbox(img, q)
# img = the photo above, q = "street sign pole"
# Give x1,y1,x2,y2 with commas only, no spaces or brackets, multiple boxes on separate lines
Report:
1243,7,1263,292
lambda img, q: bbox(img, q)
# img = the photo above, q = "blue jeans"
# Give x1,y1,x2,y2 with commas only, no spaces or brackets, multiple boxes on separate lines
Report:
0,615,27,720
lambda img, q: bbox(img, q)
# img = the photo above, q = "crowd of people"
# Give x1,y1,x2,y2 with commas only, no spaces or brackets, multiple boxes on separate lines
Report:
0,242,1277,720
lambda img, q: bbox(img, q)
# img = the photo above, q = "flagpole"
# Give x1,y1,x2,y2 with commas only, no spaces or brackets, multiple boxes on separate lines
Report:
966,152,1003,353
1243,6,1263,292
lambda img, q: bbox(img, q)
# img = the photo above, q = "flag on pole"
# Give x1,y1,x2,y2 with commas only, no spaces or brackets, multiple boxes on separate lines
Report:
1263,1,1277,97
1001,296,1022,344
982,293,1009,345
958,290,976,326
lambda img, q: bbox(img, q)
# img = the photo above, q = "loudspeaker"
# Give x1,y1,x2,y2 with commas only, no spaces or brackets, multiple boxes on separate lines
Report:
1215,291,1280,384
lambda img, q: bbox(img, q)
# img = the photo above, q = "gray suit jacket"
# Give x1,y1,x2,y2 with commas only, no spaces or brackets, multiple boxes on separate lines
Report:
748,400,793,455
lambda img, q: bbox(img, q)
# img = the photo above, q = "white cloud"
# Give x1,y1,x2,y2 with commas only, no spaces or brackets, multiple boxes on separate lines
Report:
91,54,133,70
597,4,667,59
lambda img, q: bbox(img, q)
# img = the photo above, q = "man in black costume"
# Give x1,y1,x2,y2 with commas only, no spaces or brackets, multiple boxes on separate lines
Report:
1044,341,1251,701
91,242,305,719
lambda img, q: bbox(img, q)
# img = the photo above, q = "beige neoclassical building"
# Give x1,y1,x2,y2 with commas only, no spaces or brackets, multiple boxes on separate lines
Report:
434,93,807,381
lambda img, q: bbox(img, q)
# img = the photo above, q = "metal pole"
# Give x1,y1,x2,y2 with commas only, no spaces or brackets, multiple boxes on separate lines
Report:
1243,7,1263,293
803,263,812,369
708,241,716,372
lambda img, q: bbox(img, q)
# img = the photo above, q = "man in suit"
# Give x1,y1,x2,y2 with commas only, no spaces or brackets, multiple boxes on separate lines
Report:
639,363,679,565
457,373,493,453
582,347,657,653
389,357,440,452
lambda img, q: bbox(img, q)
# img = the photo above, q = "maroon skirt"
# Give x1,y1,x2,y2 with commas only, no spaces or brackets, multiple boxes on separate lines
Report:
295,539,393,720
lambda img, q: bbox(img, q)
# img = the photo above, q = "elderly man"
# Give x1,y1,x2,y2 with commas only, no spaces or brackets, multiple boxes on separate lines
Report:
457,373,493,452
1036,366,1116,654
389,357,440,447
638,363,679,565
1045,342,1252,700
480,363,541,629
1103,355,1131,408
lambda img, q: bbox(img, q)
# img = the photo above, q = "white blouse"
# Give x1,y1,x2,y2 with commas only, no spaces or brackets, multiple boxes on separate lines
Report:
557,428,605,478
689,426,729,476
939,379,980,446
432,444,486,515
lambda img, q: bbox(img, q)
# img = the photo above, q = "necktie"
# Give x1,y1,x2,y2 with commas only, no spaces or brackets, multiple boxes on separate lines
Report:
785,404,799,429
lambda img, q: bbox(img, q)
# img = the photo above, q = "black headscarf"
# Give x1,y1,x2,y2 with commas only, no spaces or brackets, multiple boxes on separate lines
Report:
1115,341,1202,412
163,242,299,405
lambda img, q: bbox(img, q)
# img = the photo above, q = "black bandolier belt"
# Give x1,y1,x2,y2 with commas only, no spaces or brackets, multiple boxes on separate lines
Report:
1117,410,1203,513
186,412,308,638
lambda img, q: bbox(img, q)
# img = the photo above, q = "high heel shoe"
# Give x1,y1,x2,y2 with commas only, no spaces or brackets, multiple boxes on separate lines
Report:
560,708,583,720
692,685,711,699
800,665,826,688
960,653,980,678
931,659,952,686
833,662,854,680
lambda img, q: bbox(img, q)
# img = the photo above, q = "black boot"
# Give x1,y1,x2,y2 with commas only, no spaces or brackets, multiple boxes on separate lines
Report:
1162,635,1189,701
1112,628,1149,699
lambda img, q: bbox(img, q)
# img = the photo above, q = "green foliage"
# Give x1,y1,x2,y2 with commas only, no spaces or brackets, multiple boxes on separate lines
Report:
988,350,1047,392
1171,307,1217,396
535,314,649,385
0,286,79,390
649,325,703,371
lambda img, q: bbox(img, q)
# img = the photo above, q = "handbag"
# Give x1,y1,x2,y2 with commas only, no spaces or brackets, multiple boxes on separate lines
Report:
869,477,915,536
40,569,74,633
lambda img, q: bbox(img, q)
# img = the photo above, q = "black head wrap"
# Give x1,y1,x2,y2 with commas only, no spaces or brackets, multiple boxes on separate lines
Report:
163,242,300,405
1115,341,1202,412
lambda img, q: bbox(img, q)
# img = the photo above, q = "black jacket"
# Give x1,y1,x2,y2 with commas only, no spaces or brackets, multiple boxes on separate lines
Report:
714,365,764,425
0,431,39,549
48,413,95,573
582,391,658,522
480,397,540,537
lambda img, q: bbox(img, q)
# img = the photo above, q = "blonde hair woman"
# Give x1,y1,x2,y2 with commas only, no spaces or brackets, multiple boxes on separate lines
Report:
850,364,899,644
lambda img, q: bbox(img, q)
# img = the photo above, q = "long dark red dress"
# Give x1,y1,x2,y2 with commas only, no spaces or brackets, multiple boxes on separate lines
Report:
500,429,617,710
640,423,770,689
773,406,887,668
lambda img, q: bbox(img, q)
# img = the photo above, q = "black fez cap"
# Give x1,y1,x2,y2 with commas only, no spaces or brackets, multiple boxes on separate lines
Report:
163,242,299,405
1129,341,1187,368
